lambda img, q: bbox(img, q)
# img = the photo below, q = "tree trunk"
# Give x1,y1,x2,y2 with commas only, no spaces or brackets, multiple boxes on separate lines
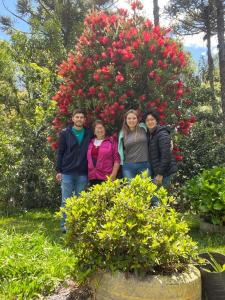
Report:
215,0,225,123
204,6,217,113
153,0,160,26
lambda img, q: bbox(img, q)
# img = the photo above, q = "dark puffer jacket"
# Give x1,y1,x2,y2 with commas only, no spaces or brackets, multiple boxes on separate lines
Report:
147,125,177,177
56,126,93,175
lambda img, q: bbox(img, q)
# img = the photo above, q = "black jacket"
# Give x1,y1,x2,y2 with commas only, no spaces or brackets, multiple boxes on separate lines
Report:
147,125,177,177
56,126,93,175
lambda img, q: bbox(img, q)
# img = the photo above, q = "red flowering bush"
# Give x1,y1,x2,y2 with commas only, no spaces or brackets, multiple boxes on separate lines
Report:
49,1,196,158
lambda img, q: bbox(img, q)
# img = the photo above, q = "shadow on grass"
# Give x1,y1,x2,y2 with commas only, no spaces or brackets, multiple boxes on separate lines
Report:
190,229,225,254
0,209,64,244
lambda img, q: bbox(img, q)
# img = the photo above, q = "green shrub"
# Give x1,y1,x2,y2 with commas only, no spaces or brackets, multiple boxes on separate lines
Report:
62,174,197,283
184,166,225,225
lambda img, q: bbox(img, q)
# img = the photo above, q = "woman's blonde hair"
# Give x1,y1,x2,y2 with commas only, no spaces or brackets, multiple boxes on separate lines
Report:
122,109,141,140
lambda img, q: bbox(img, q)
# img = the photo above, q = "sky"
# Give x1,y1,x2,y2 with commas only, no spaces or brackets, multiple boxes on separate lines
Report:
0,0,217,65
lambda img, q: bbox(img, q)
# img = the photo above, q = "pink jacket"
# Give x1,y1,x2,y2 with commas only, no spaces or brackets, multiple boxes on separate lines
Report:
87,137,120,180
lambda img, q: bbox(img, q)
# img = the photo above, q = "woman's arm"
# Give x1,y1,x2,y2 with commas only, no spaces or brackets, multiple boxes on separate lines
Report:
157,130,171,176
110,138,121,180
110,162,120,181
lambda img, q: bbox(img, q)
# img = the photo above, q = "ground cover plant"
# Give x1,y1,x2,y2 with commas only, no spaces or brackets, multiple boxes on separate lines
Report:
0,210,75,300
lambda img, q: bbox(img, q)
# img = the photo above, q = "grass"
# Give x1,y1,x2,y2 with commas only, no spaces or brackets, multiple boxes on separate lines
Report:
0,209,225,299
183,213,225,254
0,210,75,300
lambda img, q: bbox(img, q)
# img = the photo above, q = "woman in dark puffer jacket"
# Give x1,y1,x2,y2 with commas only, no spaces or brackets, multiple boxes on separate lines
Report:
143,109,177,205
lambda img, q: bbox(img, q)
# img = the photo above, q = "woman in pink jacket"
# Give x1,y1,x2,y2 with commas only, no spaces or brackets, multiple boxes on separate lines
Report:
87,120,120,186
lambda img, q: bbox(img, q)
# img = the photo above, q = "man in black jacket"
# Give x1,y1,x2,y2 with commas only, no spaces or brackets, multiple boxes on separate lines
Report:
143,109,177,205
56,109,93,231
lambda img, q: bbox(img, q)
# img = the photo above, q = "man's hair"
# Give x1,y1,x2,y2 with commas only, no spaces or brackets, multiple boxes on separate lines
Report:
143,108,160,123
72,109,85,117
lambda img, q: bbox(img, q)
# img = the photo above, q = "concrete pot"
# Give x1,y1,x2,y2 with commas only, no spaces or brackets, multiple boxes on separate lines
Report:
90,265,201,300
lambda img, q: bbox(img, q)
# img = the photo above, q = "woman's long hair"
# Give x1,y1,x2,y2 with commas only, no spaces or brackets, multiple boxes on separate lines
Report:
122,109,141,140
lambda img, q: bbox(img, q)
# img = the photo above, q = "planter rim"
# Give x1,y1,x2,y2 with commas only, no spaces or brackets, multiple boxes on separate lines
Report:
91,264,199,282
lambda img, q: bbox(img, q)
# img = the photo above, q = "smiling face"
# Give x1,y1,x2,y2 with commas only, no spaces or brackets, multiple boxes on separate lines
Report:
94,123,106,140
126,112,138,130
145,114,157,130
72,113,85,128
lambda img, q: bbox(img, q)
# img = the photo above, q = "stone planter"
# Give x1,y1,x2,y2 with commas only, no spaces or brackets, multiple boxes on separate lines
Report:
90,265,201,300
199,219,225,234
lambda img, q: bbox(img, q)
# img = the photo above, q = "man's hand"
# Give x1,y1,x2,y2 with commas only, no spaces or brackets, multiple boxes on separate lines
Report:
155,175,163,186
56,173,62,182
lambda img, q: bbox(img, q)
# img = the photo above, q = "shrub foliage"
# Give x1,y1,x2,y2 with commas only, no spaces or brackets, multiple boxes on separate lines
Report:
63,174,197,282
184,166,225,225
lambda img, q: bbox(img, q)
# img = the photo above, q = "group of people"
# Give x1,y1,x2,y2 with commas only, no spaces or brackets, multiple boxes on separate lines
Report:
56,108,177,232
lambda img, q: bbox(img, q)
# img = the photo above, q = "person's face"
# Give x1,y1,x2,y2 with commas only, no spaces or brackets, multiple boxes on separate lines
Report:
95,124,106,139
126,113,138,129
72,113,85,128
145,114,157,130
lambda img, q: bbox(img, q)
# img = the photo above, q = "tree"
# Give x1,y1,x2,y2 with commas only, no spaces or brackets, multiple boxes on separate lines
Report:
215,0,225,122
153,0,160,26
165,0,218,113
0,38,60,209
50,3,196,155
0,0,118,55
0,0,121,209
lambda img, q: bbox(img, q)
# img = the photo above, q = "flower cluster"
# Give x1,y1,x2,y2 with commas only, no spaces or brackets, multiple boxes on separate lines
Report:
49,1,196,158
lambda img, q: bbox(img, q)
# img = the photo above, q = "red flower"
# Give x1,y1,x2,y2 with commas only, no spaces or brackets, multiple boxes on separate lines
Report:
132,39,141,49
116,72,125,82
126,90,134,97
176,89,184,97
109,90,116,97
98,92,106,100
51,142,59,151
99,36,109,45
47,136,54,143
179,120,185,128
149,44,156,53
101,66,110,74
88,87,96,95
175,155,183,161
119,94,127,102
93,73,100,81
189,116,197,123
147,59,154,67
131,0,143,10
118,8,128,17
131,60,139,67
149,71,156,78
143,31,151,43
145,19,152,28
101,52,107,59
139,95,146,102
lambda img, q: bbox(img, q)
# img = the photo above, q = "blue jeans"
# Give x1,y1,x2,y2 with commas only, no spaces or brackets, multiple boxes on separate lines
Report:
122,161,151,179
151,176,171,207
61,173,88,230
